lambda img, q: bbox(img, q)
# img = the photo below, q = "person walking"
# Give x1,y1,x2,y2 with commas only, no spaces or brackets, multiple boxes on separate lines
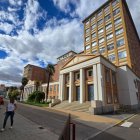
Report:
1,98,17,132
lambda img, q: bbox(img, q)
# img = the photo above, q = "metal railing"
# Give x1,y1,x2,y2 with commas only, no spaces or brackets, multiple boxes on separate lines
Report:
59,114,76,140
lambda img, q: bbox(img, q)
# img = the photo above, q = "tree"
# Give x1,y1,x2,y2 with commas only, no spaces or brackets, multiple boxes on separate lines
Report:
45,63,55,101
8,89,20,100
20,77,28,100
35,81,40,91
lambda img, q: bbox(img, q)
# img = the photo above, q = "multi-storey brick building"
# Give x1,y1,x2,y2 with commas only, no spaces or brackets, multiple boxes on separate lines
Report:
23,0,140,114
83,0,140,77
23,64,47,83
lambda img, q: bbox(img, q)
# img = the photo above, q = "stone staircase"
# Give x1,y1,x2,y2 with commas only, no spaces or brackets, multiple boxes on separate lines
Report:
53,101,91,113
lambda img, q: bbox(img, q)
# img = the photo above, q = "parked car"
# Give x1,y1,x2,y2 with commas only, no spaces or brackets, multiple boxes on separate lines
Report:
0,96,4,105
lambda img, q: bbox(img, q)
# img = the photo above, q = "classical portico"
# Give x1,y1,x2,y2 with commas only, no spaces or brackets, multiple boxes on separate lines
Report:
59,54,118,112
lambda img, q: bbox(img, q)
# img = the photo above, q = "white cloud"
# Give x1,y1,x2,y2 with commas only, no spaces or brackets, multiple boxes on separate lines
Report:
0,22,14,34
9,0,23,6
0,0,140,86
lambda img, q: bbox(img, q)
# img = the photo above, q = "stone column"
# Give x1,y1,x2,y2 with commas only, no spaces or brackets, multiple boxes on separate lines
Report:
80,68,85,104
59,74,65,101
93,64,98,100
69,72,74,103
97,63,104,103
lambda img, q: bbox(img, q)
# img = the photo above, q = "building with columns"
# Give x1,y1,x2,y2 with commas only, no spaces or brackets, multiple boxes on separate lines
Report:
23,0,140,114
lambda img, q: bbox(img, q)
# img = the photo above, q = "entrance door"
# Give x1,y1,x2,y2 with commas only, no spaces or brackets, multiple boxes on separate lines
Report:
66,87,69,100
88,84,94,101
76,86,80,101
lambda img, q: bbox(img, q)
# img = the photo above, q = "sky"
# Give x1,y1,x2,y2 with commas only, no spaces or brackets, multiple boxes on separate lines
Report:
0,0,140,86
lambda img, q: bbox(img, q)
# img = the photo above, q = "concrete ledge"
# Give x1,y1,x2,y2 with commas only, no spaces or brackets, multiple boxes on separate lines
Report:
49,99,61,107
89,105,114,115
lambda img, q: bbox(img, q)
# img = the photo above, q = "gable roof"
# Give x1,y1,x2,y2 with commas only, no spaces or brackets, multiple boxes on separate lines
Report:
61,54,97,69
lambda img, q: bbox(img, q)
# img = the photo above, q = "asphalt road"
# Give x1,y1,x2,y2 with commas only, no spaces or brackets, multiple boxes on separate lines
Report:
90,113,140,140
8,102,101,140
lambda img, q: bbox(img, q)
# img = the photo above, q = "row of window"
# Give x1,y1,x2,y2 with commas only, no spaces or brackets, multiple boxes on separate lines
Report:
65,70,93,82
49,85,59,92
108,50,127,61
92,49,127,61
86,16,122,35
86,0,120,25
86,8,120,29
86,27,124,45
85,25,124,43
86,38,125,52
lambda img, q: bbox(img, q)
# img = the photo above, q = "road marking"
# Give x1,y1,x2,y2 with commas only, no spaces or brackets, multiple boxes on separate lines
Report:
120,122,133,128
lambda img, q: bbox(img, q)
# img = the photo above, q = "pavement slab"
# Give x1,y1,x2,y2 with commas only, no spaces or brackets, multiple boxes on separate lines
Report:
0,106,59,140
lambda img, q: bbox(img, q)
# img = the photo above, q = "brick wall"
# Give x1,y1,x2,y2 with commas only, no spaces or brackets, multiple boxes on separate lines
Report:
122,1,140,77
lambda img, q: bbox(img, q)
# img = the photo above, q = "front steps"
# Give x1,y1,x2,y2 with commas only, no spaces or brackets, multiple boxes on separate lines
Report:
53,101,91,113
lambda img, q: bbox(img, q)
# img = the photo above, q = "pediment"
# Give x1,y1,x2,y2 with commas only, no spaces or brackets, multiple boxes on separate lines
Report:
62,54,96,69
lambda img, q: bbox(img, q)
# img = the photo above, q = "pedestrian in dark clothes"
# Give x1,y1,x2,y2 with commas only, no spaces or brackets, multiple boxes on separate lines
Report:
1,98,17,132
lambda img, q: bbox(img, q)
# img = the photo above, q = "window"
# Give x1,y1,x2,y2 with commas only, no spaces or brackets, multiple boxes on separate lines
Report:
92,42,97,47
86,28,90,34
75,73,80,80
105,68,110,82
88,70,93,77
112,0,120,7
85,20,90,25
98,19,103,25
104,5,110,14
99,47,105,54
106,33,113,40
107,43,114,51
117,38,125,47
105,14,111,21
91,24,96,30
54,85,56,91
115,28,123,36
66,75,69,82
98,28,104,34
97,11,102,17
108,54,115,61
112,72,116,85
92,50,97,54
85,45,90,50
118,51,127,59
114,18,122,25
86,37,90,42
99,38,105,44
106,23,112,30
92,32,96,38
113,8,120,16
91,16,95,22
49,86,52,91
57,85,59,92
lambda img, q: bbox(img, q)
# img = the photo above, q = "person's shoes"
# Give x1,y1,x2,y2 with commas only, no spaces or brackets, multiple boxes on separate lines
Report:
9,126,13,129
1,128,5,132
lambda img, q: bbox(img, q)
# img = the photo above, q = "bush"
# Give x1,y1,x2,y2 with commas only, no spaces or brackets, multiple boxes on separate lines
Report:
28,92,36,102
8,90,20,99
28,91,45,103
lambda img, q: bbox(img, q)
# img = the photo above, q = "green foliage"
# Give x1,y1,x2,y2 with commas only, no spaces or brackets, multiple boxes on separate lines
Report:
46,63,55,76
21,77,28,87
8,89,20,99
28,91,45,103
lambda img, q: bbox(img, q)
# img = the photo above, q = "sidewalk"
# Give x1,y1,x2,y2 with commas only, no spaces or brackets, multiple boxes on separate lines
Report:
0,106,59,140
51,108,136,131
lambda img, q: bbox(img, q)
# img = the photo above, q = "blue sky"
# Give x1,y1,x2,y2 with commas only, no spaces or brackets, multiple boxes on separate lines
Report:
0,0,140,86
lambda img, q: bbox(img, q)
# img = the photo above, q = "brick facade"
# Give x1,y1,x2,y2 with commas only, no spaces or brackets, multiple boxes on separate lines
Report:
122,1,140,77
23,64,48,83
